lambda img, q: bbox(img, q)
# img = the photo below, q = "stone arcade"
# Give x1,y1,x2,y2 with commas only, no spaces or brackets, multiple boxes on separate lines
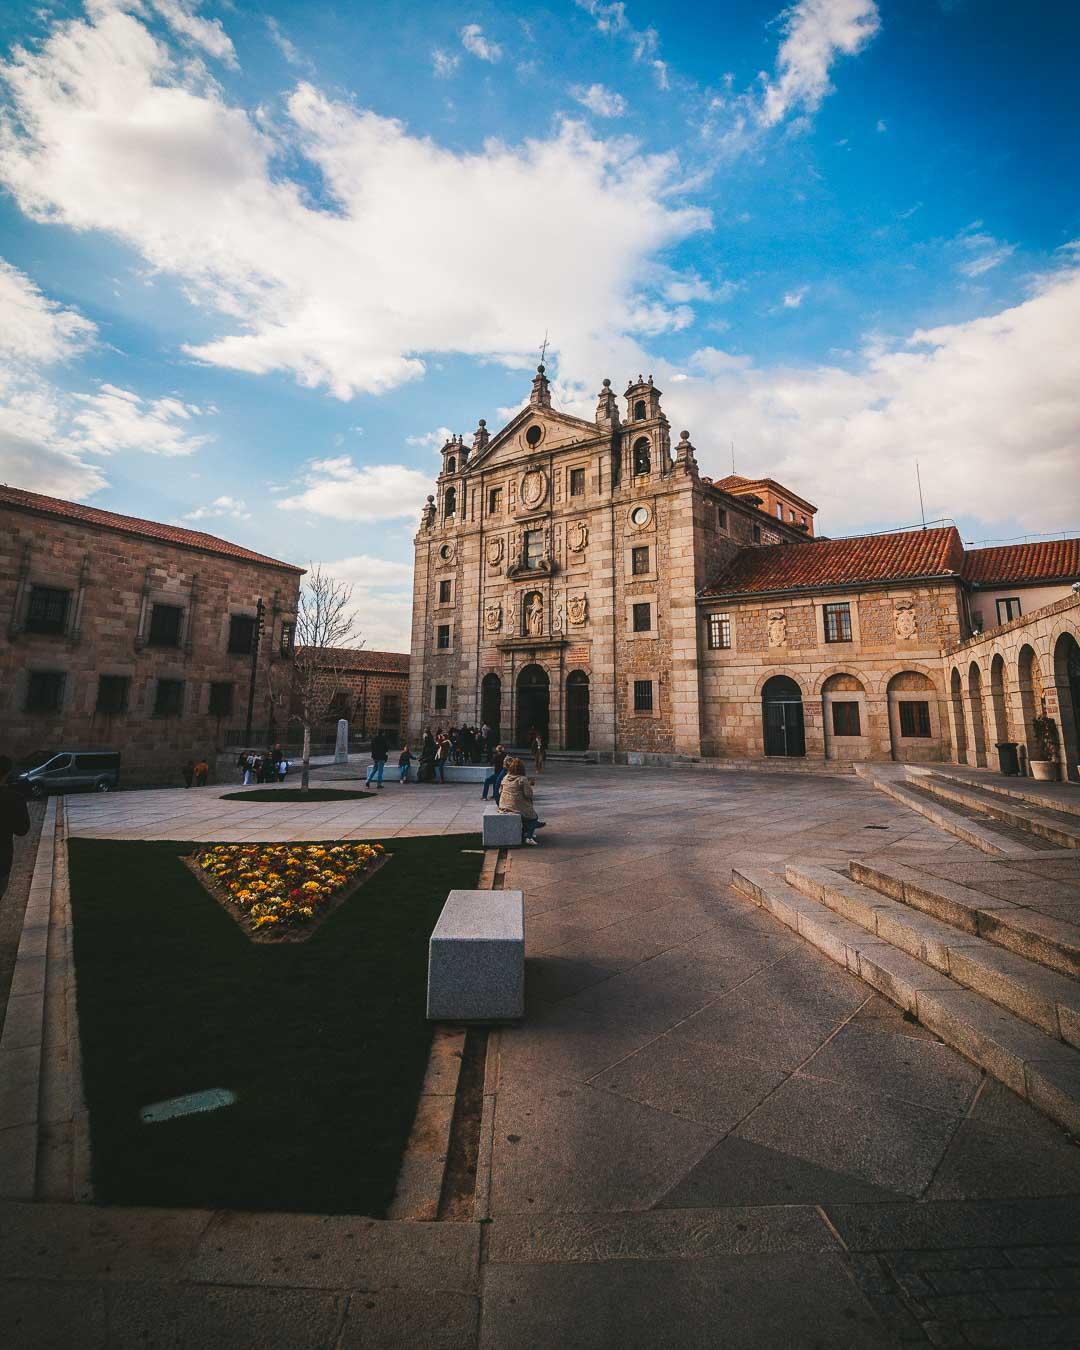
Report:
409,367,1080,774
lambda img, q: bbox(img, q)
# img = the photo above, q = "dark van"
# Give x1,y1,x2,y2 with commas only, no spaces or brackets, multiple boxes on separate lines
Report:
16,751,121,798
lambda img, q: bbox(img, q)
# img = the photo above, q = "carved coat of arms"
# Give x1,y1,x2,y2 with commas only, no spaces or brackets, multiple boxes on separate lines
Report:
767,610,787,648
567,521,589,554
520,470,547,510
894,604,918,641
567,594,588,626
484,602,502,633
485,536,504,569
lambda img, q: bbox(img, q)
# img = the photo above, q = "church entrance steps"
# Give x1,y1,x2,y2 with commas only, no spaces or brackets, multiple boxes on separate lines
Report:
929,765,1080,819
848,858,1080,980
909,770,1080,850
730,863,1080,1136
864,773,1039,856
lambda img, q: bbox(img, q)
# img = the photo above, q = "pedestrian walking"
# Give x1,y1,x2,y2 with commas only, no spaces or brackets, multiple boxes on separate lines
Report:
533,732,546,774
0,755,31,900
193,758,209,787
182,759,195,789
434,733,450,784
243,753,257,786
398,745,413,783
482,744,506,800
366,731,389,788
277,756,289,782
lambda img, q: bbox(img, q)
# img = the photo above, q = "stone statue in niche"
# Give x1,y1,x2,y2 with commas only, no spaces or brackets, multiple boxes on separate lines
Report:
484,602,502,633
567,594,588,626
767,610,787,648
525,591,544,637
894,603,918,641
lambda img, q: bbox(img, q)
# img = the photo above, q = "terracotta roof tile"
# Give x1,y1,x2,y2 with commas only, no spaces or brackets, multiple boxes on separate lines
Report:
298,646,410,674
700,526,964,598
962,539,1080,586
0,483,305,573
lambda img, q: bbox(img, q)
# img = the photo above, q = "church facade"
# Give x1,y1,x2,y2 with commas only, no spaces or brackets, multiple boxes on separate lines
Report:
409,367,1080,776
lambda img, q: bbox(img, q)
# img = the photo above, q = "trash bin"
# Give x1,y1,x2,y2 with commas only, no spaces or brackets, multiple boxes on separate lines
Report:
995,742,1020,776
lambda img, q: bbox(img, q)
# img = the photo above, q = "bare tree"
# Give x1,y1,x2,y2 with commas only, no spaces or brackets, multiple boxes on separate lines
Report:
270,566,362,792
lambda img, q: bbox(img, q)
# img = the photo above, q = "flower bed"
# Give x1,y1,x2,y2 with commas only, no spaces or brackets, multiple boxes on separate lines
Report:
190,841,385,938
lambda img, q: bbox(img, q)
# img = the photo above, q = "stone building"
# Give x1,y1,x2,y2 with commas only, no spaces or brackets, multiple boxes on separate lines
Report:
409,366,1080,773
296,646,410,746
0,485,303,784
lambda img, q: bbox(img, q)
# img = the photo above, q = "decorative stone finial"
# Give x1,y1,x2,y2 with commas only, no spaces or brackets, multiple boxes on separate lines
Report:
675,429,698,476
595,376,620,428
472,417,490,453
529,362,552,409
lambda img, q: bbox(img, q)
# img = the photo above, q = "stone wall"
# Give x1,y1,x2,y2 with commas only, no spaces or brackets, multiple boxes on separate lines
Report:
697,581,963,764
0,506,300,784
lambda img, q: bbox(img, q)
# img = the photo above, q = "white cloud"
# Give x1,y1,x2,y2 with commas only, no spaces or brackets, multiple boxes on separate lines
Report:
572,83,627,118
955,227,1016,278
277,457,434,522
876,118,887,132
760,0,881,128
183,493,250,521
147,0,237,67
406,426,454,450
0,259,97,363
0,8,708,401
574,1,667,82
320,552,414,650
460,23,501,62
660,261,1080,533
782,285,809,308
266,17,306,68
70,383,209,456
432,48,460,78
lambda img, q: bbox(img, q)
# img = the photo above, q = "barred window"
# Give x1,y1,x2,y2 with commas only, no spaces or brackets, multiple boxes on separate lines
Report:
717,508,727,530
380,693,402,726
26,586,70,636
148,603,183,648
823,602,852,643
437,624,451,649
209,682,234,716
831,701,861,736
228,613,256,655
525,529,544,569
279,620,295,655
434,684,448,711
570,467,586,496
707,613,731,650
633,679,654,712
899,701,932,738
26,671,65,713
488,487,502,514
154,679,184,717
439,579,452,604
631,546,650,575
96,675,129,714
632,602,652,633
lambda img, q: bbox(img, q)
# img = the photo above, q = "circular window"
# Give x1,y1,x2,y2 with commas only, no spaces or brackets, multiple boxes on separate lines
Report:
525,425,543,447
630,505,650,527
439,543,453,562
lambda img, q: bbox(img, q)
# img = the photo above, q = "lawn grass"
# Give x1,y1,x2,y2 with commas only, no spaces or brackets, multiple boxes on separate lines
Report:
68,833,482,1214
218,788,375,802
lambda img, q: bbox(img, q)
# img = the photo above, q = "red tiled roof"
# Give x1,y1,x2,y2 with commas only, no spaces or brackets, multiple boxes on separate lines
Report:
962,539,1080,587
298,646,410,674
0,483,305,573
714,474,754,491
700,526,964,598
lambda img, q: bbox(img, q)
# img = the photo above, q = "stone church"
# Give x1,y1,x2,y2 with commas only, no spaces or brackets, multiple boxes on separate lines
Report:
409,366,1080,773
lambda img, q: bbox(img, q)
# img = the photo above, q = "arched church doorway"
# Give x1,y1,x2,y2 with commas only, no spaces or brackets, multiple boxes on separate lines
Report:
566,670,590,750
481,673,501,739
516,664,549,746
762,675,805,757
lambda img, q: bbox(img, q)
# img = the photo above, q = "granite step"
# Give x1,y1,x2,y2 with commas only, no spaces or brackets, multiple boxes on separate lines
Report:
913,771,1080,849
933,767,1080,819
784,863,1080,1051
730,864,1080,1136
868,775,1038,857
848,857,1080,981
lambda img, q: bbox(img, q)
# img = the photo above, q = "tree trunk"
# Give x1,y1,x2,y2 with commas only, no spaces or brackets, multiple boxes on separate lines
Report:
301,721,311,793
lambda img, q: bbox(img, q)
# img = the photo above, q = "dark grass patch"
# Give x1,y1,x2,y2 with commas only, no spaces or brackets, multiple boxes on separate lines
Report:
219,788,376,802
69,833,482,1214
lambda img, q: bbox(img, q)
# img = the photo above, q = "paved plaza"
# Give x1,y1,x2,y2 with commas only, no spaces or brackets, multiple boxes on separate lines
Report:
3,760,1080,1347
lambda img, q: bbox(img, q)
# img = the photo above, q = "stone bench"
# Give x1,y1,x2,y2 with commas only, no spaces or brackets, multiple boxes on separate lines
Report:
441,765,490,783
483,806,522,847
427,889,525,1021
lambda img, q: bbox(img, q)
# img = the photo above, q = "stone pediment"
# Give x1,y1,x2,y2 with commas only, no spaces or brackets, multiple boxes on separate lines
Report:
466,406,601,474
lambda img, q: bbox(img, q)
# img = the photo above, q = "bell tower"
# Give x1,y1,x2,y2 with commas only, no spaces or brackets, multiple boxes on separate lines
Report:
621,375,671,480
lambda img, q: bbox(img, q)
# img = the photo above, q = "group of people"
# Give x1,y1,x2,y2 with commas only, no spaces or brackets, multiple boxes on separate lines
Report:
236,748,289,786
181,758,211,788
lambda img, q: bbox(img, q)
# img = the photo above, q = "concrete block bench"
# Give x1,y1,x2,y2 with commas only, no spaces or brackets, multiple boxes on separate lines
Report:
441,765,489,783
427,889,525,1021
483,807,522,847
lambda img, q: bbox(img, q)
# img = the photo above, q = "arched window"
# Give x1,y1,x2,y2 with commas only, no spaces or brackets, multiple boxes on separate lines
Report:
446,456,455,474
632,437,651,475
634,399,646,421
444,486,456,517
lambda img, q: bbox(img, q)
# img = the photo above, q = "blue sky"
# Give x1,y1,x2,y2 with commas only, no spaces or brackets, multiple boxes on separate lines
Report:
1,0,1078,648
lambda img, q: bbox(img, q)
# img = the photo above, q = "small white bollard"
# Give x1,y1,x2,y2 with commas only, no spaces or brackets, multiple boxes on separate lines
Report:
483,807,522,847
427,889,525,1021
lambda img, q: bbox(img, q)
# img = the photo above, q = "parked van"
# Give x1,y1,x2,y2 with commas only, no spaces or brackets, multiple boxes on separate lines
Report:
16,751,121,798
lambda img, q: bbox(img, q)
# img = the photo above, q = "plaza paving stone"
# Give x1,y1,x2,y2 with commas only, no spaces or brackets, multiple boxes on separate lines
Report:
6,760,1080,1346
